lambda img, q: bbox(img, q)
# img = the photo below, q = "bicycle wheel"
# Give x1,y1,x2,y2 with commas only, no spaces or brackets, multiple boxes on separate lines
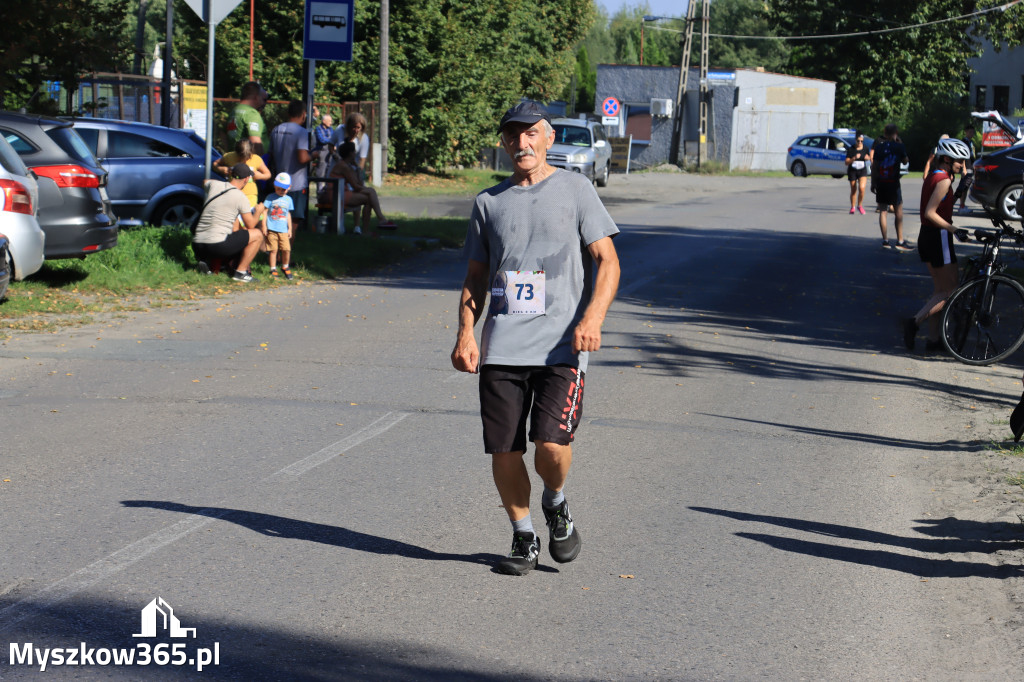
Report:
942,274,1024,365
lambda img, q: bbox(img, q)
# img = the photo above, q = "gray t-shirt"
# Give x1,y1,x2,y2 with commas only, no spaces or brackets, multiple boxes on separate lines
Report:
464,169,619,372
270,122,310,191
192,180,251,244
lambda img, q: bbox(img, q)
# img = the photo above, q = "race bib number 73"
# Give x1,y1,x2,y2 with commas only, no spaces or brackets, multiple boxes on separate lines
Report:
492,270,545,315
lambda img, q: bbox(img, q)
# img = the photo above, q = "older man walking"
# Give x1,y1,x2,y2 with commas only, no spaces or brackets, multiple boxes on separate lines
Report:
451,101,620,576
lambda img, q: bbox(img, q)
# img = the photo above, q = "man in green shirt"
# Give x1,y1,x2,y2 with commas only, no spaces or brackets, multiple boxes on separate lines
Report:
227,81,268,155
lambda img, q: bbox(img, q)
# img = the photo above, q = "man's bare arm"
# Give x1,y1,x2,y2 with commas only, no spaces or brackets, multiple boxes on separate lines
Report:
573,236,620,353
451,259,489,373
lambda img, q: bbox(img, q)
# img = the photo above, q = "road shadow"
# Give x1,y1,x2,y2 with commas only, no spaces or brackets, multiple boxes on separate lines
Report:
690,506,1024,579
694,414,994,453
0,593,544,681
120,500,502,568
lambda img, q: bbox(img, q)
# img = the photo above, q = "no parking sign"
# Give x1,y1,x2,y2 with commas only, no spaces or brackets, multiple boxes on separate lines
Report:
602,97,620,117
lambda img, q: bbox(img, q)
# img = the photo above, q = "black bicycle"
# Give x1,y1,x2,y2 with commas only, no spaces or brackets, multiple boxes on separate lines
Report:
940,204,1024,365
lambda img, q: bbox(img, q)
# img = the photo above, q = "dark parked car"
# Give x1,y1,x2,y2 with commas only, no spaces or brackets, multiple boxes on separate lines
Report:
0,112,117,259
69,118,221,227
969,111,1024,221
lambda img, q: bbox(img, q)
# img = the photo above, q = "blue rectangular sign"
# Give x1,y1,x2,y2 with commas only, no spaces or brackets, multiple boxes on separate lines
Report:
303,0,354,62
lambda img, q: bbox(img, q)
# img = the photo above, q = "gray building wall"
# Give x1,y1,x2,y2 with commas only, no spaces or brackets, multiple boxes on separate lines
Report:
730,70,835,171
594,65,680,169
595,65,835,171
967,40,1024,115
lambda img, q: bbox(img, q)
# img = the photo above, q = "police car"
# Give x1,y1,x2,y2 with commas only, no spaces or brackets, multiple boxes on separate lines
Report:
787,129,870,178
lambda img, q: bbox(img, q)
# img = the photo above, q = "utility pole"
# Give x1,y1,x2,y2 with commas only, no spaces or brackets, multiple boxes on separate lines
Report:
134,0,151,75
161,0,173,127
379,0,389,179
669,1,697,166
697,0,710,170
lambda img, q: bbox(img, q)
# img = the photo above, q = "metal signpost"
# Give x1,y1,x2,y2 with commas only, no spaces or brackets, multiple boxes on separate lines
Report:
182,0,245,179
303,0,354,233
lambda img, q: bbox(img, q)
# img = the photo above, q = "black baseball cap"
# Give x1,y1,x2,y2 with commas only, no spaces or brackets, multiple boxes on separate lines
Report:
498,100,551,134
230,162,254,180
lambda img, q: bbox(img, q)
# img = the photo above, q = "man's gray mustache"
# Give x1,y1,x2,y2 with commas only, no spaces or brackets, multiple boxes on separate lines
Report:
514,149,536,159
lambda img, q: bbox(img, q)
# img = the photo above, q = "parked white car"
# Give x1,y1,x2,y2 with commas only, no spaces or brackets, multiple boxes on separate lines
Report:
547,118,612,186
0,134,45,285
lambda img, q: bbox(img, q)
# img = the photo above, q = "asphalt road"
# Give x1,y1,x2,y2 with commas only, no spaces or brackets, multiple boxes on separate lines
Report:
1,172,1023,680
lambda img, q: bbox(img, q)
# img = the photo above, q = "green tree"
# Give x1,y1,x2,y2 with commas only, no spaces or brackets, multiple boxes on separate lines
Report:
568,44,597,113
0,0,131,110
170,0,594,170
708,0,789,71
765,0,1024,129
607,5,682,67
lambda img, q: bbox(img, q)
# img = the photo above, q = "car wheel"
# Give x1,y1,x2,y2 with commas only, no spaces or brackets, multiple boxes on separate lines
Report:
596,162,609,187
831,174,844,179
791,161,807,177
154,196,201,228
998,184,1023,221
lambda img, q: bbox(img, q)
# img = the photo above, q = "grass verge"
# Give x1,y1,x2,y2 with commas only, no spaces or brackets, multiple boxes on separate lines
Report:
379,169,511,197
0,216,466,333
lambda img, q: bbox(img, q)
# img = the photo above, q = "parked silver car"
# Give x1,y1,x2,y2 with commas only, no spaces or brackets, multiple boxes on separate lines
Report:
0,133,45,286
547,118,612,186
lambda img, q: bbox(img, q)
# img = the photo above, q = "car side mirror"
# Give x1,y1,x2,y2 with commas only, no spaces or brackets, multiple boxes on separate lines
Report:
594,140,607,148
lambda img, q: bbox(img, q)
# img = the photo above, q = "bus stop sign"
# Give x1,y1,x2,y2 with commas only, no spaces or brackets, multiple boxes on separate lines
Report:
304,0,354,62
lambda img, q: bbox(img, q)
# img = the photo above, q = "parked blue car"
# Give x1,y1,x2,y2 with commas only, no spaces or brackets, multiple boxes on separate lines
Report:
68,118,222,227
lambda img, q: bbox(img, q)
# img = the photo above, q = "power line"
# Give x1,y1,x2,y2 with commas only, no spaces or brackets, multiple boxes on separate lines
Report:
644,0,1023,41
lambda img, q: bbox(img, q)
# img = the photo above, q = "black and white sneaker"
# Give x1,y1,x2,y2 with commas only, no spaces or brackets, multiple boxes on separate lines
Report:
196,261,211,275
495,532,540,576
543,499,581,564
231,270,254,283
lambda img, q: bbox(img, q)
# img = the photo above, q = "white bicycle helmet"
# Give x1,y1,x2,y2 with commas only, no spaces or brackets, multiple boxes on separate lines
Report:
936,137,971,160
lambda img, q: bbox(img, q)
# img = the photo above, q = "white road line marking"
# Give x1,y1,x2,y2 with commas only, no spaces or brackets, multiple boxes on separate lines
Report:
0,412,409,632
273,411,409,478
0,512,224,631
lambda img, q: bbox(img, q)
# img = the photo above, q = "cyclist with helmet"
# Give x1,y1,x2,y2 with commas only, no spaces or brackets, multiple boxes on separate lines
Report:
903,137,972,351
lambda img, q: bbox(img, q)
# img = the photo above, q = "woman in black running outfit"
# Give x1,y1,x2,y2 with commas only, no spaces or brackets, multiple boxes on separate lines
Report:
845,133,870,214
903,137,972,351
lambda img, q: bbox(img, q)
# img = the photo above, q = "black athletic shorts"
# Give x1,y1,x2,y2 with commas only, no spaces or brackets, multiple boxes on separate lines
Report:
192,230,250,261
875,182,902,208
478,365,585,454
917,225,957,267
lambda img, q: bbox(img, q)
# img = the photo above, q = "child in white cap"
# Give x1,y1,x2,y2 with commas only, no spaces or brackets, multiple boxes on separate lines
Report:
262,172,295,279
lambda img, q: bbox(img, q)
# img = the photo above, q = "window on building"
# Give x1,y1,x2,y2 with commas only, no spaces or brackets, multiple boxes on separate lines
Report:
994,85,1010,114
625,104,651,143
975,85,987,111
